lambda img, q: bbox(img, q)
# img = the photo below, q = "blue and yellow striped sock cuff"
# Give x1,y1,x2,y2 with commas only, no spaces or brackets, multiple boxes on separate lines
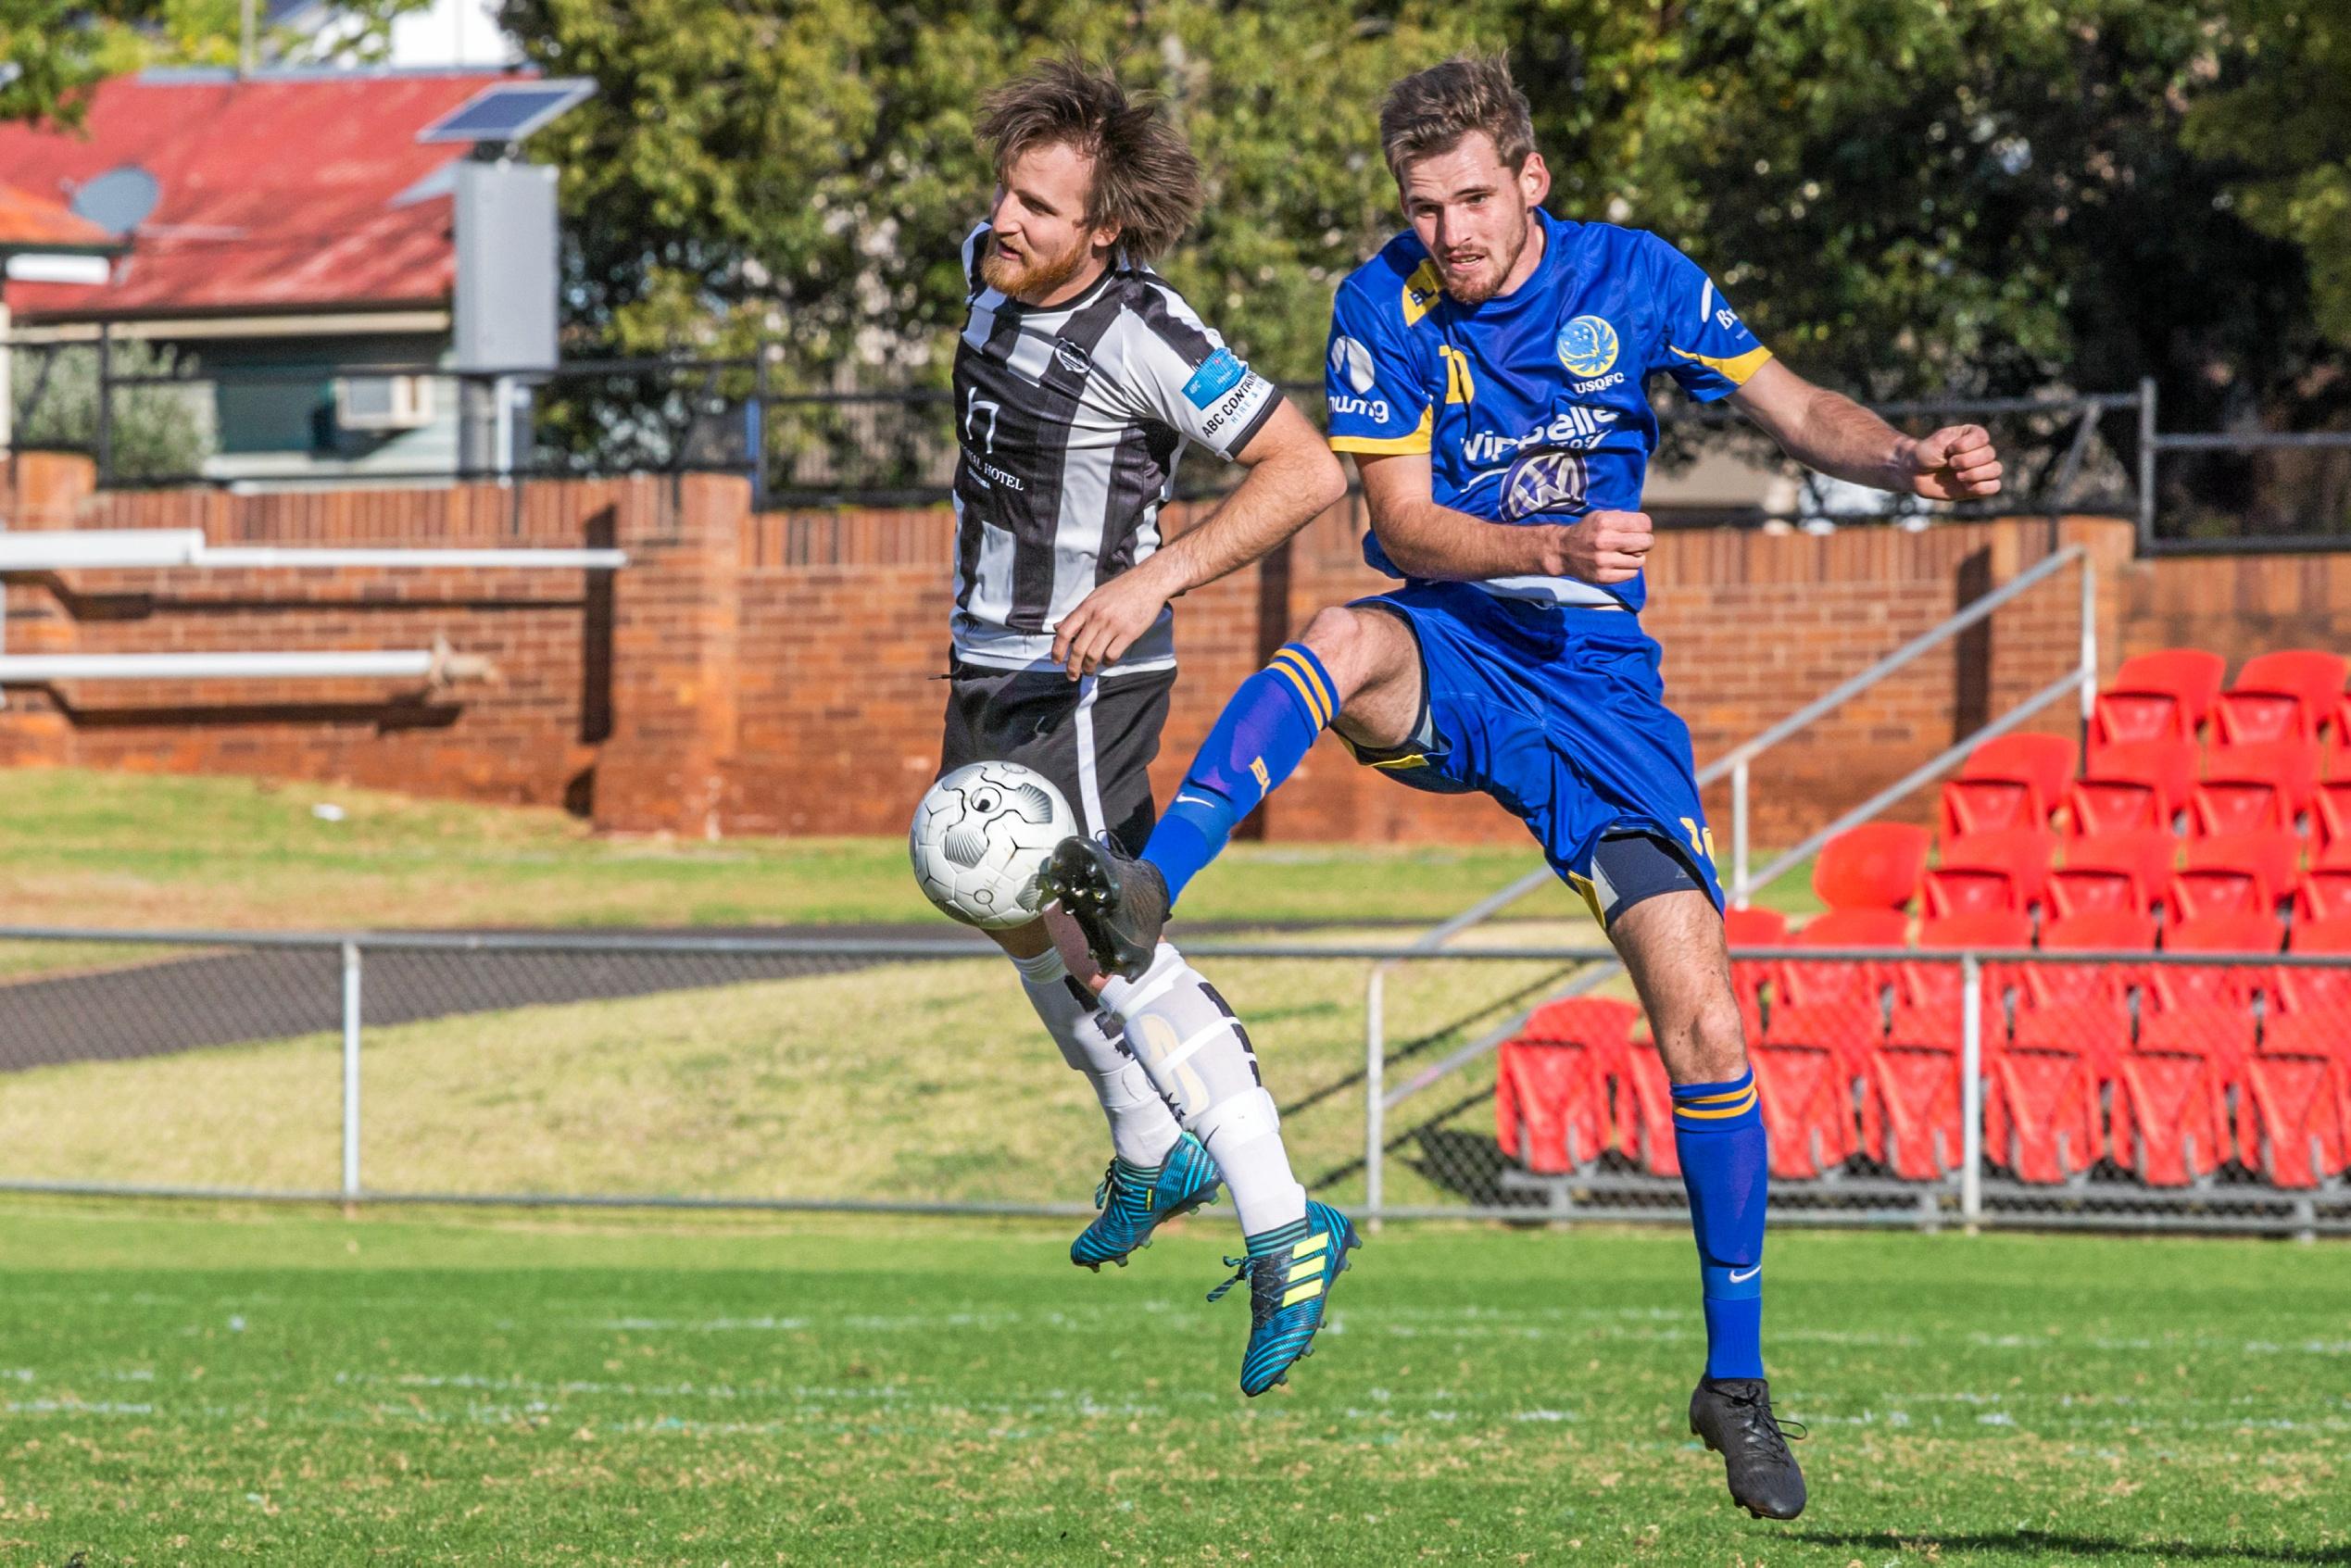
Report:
1264,644,1339,732
1672,1067,1760,1129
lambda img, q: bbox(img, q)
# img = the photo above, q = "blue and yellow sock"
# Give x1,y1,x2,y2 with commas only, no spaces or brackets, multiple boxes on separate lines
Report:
1143,643,1337,905
1672,1066,1767,1382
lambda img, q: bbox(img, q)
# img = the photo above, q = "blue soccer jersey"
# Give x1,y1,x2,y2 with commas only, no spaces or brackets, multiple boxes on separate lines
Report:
1325,210,1771,612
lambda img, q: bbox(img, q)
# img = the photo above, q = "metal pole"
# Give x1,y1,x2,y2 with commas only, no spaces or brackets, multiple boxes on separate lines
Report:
1364,964,1387,1228
1959,953,1982,1227
94,328,113,486
748,349,771,513
2079,552,2098,734
2135,375,2157,552
1731,759,1750,908
341,941,362,1201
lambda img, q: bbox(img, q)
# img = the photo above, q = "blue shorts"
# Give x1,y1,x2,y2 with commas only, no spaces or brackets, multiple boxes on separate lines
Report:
1346,582,1724,922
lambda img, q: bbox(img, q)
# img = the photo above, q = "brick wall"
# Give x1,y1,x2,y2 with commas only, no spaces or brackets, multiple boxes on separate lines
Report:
2122,550,2351,671
0,452,2185,847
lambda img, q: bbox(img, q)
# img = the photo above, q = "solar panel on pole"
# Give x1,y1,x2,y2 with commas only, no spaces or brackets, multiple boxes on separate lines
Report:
416,81,595,146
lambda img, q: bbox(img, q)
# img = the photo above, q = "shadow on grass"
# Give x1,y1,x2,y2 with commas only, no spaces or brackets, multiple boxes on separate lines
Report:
1796,1531,2351,1563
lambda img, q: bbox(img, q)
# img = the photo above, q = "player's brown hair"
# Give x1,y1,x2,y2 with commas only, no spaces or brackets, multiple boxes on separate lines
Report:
1378,52,1536,182
976,57,1202,262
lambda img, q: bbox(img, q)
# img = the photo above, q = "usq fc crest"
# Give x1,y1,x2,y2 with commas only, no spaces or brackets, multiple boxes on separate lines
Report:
1555,315,1619,379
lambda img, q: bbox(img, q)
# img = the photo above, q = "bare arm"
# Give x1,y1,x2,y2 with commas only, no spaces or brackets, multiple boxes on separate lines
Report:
1730,358,2004,499
1054,398,1348,677
1355,451,1654,584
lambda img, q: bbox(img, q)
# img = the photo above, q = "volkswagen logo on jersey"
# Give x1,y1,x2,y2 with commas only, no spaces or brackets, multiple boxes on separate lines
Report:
1555,315,1619,379
1329,334,1377,394
1501,448,1590,521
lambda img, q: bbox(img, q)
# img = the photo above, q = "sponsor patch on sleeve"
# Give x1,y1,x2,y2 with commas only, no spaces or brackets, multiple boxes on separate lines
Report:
1182,346,1249,409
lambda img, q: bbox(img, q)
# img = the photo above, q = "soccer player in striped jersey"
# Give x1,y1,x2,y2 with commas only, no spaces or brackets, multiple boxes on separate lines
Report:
932,59,1361,1395
1049,53,2004,1513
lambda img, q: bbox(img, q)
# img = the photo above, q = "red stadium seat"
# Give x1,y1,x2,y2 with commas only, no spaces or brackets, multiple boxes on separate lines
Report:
1938,734,2076,837
2168,831,2302,922
2244,919,2351,1186
1923,830,2057,920
2129,914,2271,1185
2146,911,2281,1013
1753,1022,1862,1179
1991,911,2154,1182
2092,648,2226,751
1723,907,1789,947
1721,906,1786,1047
1767,912,1897,1078
2293,841,2351,923
2313,779,2351,849
2061,740,2197,835
1812,823,1930,913
2046,830,2181,922
1774,909,1906,1018
2214,650,2348,746
2188,740,2322,836
1871,912,2029,1181
1891,911,2032,1041
1498,997,1636,1173
2115,1007,2245,1185
1614,1037,1680,1177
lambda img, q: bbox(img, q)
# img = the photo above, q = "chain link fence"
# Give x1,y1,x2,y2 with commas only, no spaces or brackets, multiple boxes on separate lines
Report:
0,926,2343,1235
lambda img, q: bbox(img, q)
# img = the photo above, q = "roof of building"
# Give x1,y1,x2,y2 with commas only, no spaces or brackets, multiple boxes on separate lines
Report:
0,182,120,253
0,67,524,321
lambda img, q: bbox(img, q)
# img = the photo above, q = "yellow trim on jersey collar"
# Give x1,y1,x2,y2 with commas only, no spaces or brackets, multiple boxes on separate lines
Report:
1328,406,1434,456
1666,343,1774,385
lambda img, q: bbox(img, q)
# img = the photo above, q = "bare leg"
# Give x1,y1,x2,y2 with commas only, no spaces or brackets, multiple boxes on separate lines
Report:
1607,890,1751,1085
1295,604,1424,753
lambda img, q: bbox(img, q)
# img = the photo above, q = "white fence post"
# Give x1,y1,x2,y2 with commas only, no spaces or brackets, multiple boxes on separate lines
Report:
2080,552,2098,731
1731,758,1751,907
1960,952,1983,1228
1364,963,1387,1230
341,941,363,1202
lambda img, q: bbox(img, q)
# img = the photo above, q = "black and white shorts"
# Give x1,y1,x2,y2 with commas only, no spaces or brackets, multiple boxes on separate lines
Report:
937,659,1176,856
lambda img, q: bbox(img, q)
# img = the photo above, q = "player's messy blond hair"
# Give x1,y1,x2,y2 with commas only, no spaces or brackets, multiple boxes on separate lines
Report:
1378,52,1536,182
976,57,1202,263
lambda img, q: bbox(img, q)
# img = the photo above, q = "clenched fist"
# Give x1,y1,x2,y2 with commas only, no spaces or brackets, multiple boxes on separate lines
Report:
1905,425,2004,500
1535,510,1653,584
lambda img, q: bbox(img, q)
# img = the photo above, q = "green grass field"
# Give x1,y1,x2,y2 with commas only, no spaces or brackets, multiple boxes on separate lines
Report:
0,1204,2345,1565
0,767,1824,933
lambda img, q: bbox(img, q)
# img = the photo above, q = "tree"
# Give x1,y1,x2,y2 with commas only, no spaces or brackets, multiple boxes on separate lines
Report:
501,0,1493,386
0,0,162,128
12,338,217,480
0,0,442,132
502,0,2343,527
2184,0,2351,349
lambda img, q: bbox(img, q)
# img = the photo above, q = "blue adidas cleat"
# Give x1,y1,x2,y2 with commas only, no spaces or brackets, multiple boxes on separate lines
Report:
1207,1198,1362,1397
1070,1133,1223,1271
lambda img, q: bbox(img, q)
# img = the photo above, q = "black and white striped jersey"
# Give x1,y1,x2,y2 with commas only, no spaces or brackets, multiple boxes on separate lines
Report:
949,223,1284,676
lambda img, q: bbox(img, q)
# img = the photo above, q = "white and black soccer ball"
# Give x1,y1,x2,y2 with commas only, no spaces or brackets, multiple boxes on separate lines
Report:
909,761,1077,929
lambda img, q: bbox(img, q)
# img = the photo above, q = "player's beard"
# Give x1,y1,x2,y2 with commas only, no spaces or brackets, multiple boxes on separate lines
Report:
1440,206,1533,307
981,232,1091,300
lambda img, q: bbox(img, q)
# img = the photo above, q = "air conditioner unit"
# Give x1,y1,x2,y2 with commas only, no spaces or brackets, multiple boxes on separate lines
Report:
334,374,435,432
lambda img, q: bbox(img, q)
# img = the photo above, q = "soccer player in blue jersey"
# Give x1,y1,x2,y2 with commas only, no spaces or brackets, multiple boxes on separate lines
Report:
1049,54,2003,1519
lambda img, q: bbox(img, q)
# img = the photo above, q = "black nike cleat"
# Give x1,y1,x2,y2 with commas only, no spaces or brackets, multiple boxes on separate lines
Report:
1042,836,1170,984
1689,1377,1807,1520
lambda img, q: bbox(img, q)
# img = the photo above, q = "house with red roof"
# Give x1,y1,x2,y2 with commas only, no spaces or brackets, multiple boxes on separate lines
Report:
0,66,583,484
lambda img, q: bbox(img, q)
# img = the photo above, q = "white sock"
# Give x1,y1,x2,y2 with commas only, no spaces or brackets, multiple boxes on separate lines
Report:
1012,947,1182,1168
1100,943,1310,1236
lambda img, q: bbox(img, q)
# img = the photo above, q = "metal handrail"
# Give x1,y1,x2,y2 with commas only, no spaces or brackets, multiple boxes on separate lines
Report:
1722,544,2093,900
